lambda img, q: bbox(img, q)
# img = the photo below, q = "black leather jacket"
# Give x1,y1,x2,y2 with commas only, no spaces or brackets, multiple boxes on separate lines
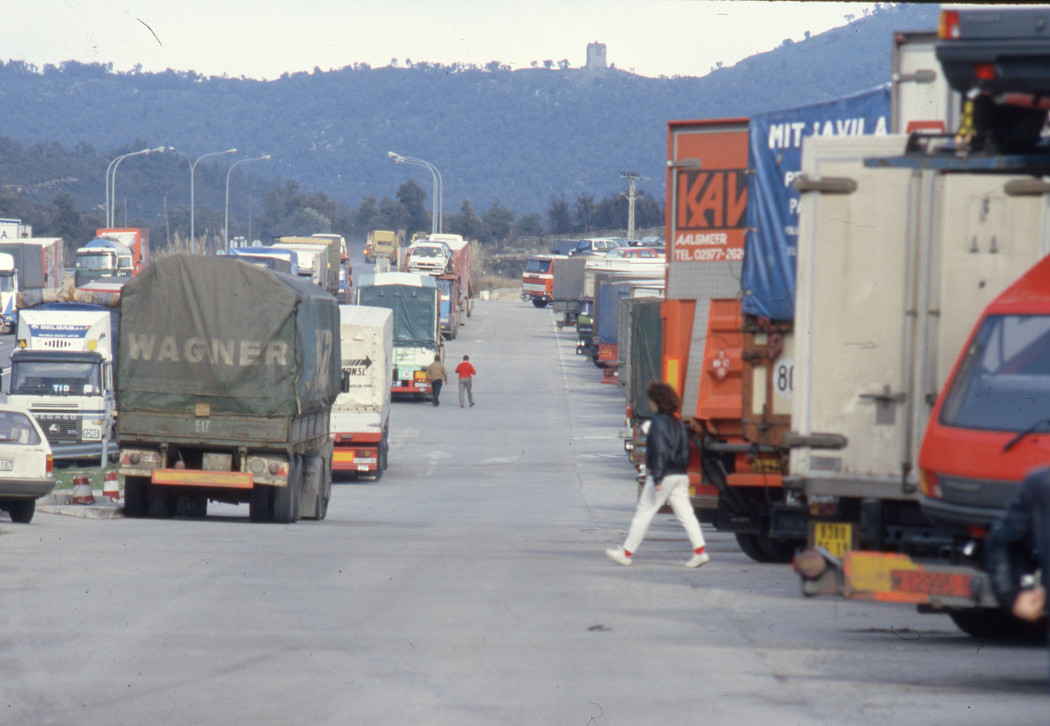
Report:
985,468,1050,611
645,412,690,485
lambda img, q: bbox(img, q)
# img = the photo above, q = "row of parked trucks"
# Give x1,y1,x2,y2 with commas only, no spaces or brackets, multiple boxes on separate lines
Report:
110,224,478,518
540,14,1050,640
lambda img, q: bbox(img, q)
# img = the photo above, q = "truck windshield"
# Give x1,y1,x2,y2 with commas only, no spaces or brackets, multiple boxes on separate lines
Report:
940,314,1050,432
525,259,552,273
414,247,443,258
10,360,102,397
76,252,115,271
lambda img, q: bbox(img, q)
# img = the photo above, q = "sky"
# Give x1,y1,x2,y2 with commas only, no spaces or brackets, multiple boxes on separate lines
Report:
7,0,880,80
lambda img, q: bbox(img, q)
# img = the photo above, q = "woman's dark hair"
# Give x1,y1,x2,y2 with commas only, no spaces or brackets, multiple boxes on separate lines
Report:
646,380,680,415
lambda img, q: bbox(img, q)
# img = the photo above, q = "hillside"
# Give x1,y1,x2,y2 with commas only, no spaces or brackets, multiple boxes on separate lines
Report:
0,4,939,222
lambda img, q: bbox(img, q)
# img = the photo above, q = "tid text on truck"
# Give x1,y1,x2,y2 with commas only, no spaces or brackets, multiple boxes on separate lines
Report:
116,255,340,523
8,291,120,461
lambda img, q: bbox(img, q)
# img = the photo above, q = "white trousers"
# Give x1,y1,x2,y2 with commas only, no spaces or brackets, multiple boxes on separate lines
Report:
623,473,706,554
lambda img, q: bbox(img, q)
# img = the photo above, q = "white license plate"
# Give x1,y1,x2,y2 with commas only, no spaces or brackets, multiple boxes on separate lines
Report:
415,382,428,388
0,459,13,471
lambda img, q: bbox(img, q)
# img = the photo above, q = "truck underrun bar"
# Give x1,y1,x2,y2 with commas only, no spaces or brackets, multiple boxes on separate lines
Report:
152,469,254,489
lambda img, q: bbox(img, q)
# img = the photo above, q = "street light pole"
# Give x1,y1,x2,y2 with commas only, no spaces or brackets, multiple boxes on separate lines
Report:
225,155,271,252
190,148,238,254
107,147,165,227
387,151,443,235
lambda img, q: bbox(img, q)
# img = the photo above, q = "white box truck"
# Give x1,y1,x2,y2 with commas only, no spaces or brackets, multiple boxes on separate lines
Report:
331,306,394,480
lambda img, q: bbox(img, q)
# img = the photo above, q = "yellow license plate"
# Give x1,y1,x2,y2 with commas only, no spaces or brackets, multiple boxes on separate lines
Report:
812,522,853,559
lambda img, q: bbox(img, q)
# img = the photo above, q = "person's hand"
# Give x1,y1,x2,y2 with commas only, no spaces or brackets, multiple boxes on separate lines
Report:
1012,587,1046,622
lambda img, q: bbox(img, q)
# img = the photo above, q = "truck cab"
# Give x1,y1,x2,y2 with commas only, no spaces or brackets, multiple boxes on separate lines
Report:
7,304,117,461
521,255,559,308
75,238,134,288
0,252,18,333
406,241,451,275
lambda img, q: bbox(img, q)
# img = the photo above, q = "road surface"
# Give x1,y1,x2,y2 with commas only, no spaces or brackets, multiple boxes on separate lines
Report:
0,298,1046,725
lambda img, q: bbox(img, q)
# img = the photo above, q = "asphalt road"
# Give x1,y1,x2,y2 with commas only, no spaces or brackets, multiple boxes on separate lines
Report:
0,297,1047,725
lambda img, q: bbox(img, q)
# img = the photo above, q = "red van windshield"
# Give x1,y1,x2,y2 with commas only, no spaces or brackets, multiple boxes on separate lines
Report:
940,314,1050,432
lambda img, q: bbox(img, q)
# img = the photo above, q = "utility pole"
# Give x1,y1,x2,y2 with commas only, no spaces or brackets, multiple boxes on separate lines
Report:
620,171,647,241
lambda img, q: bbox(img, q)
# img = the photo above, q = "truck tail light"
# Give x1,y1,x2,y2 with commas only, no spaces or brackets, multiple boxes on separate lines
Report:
920,469,941,498
46,454,53,474
939,10,959,40
974,63,996,81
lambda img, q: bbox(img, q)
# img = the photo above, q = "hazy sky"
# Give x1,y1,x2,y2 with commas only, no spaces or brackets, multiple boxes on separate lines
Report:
8,0,879,80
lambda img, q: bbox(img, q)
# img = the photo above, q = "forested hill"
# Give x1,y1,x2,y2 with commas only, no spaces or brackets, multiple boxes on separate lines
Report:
0,4,938,218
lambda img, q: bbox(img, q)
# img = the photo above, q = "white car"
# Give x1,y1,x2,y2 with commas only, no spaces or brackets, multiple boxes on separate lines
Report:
0,405,54,523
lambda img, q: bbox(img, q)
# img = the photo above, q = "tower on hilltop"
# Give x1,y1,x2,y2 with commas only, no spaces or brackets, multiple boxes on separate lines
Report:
586,42,607,71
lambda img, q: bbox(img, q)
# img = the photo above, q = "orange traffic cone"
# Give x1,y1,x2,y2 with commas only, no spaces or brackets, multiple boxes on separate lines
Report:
72,474,95,505
102,471,120,502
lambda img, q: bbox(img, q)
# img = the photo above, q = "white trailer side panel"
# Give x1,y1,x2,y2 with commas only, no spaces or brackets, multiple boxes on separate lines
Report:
791,135,1050,498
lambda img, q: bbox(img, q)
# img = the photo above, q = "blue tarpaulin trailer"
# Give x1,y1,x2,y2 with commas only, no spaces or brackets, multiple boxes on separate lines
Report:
742,86,891,321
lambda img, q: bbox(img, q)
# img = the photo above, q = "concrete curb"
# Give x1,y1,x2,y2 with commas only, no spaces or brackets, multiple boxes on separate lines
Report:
38,490,125,519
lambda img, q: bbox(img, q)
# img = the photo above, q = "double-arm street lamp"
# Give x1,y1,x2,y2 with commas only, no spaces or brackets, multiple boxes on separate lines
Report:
190,148,238,253
387,151,443,235
225,154,271,252
107,146,166,228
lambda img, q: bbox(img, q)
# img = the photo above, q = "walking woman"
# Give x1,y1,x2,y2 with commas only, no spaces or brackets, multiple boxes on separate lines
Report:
606,380,709,568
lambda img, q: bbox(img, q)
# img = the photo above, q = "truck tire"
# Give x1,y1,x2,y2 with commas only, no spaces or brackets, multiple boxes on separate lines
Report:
124,476,148,518
7,499,35,524
948,608,1047,642
532,298,548,308
249,485,273,522
734,533,768,562
147,485,176,518
974,96,1047,154
273,456,301,524
734,531,799,564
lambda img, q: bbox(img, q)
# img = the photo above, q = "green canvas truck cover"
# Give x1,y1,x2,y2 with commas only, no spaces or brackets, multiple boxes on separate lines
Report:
356,272,440,349
621,297,662,419
117,255,340,417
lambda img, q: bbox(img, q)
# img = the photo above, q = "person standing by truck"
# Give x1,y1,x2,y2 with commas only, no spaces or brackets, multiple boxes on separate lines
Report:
985,470,1049,657
426,354,448,407
455,354,476,408
606,380,708,568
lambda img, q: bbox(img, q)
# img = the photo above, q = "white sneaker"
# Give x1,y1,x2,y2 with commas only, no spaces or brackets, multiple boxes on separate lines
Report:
685,552,710,568
605,548,633,566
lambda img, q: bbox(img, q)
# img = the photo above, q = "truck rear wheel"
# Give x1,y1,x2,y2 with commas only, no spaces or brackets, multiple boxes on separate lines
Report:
273,456,301,524
532,298,548,308
147,486,176,518
734,532,799,564
948,608,1047,642
249,485,273,522
124,476,148,517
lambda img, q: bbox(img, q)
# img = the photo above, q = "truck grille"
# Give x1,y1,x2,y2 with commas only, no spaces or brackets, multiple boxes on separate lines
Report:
938,475,1019,511
33,414,81,445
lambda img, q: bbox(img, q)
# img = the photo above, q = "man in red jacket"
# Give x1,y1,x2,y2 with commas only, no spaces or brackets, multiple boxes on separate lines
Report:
454,354,476,408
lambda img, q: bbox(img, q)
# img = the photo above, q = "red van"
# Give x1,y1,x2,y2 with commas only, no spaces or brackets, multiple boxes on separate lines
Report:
920,253,1050,533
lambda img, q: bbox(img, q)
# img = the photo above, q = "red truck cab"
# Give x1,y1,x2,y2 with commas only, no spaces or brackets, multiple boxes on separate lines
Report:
521,255,559,308
920,253,1050,531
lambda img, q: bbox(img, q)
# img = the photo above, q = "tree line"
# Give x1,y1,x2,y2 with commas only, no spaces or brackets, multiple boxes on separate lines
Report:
0,134,664,260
